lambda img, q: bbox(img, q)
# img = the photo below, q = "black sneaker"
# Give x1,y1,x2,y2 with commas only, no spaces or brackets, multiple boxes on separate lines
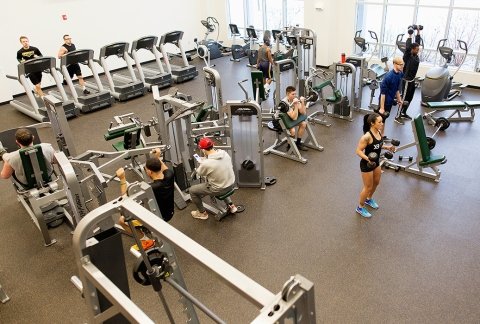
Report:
401,113,412,120
296,143,309,151
394,117,405,125
83,89,91,95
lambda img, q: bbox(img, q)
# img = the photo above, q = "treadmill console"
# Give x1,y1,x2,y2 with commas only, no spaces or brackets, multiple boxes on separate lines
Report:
161,31,184,46
133,36,158,51
101,42,129,58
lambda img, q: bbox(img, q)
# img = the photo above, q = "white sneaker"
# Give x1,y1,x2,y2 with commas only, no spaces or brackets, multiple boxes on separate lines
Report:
191,210,208,220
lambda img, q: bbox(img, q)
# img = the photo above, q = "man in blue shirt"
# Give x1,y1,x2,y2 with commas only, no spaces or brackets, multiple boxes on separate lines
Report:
377,57,404,134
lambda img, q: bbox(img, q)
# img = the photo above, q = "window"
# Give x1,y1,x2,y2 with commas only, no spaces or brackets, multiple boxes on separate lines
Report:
246,0,264,31
286,0,304,27
355,0,480,72
266,0,284,31
227,0,304,38
228,0,246,35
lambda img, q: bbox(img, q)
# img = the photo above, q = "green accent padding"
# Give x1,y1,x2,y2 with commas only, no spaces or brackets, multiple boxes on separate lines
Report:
195,105,213,122
426,101,466,109
369,64,386,78
413,115,446,166
112,127,143,151
326,89,343,103
279,113,307,129
19,145,51,189
104,124,137,141
251,71,265,101
216,189,235,200
312,80,333,91
465,101,480,108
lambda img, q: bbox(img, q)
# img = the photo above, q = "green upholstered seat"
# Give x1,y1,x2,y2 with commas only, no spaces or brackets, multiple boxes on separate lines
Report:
215,188,235,200
279,112,307,129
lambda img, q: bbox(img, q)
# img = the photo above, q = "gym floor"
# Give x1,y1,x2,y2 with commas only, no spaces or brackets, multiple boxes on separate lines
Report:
1,56,480,323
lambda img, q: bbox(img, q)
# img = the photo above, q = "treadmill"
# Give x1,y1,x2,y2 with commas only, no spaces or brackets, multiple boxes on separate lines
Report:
6,57,77,122
86,42,145,101
52,49,114,113
115,36,172,90
158,31,198,83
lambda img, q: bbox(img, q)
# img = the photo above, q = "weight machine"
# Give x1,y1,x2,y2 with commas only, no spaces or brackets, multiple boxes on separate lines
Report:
306,66,353,124
285,27,317,97
72,182,317,323
0,120,73,246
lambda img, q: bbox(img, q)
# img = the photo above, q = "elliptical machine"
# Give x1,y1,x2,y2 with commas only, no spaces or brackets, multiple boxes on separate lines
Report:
421,39,468,105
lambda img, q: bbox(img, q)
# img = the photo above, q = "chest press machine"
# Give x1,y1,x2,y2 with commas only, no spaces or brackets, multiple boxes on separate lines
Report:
0,121,74,247
72,182,317,323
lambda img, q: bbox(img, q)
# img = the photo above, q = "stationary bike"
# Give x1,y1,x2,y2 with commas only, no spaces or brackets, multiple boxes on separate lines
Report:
229,23,249,62
198,16,224,60
421,39,468,105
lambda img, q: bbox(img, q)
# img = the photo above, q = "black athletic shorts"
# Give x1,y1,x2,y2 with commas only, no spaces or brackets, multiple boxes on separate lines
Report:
67,63,82,78
28,72,42,85
360,159,379,173
258,61,272,79
374,103,393,121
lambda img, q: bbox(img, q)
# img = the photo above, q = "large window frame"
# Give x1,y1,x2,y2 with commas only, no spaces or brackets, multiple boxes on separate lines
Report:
226,0,304,39
355,0,480,72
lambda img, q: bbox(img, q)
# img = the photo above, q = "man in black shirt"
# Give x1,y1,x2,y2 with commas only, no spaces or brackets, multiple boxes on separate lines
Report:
57,34,90,94
115,148,175,249
400,28,422,120
16,36,44,97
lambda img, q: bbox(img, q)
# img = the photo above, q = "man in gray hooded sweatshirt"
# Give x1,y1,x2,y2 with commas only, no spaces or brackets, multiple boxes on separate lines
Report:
190,137,238,220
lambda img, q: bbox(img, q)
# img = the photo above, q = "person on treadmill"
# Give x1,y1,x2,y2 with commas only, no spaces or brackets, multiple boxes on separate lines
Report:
16,36,45,97
257,31,275,96
57,34,90,95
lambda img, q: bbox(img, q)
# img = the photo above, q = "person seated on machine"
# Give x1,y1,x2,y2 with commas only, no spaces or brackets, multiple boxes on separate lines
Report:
115,148,175,249
16,36,45,97
277,86,309,151
257,31,275,95
1,128,55,187
190,137,238,220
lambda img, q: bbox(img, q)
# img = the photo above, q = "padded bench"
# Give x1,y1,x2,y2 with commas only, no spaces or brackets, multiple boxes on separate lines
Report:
425,100,480,124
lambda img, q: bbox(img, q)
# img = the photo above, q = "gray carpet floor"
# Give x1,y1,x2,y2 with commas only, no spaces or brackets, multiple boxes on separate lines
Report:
1,56,480,323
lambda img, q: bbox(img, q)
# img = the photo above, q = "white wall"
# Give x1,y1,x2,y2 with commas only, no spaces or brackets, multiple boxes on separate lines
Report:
305,0,356,67
2,0,208,96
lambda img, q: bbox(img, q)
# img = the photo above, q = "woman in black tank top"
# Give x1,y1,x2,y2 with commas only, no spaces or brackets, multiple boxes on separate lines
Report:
355,113,396,218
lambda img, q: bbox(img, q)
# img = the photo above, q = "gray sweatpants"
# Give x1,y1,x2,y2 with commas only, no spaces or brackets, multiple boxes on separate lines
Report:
189,183,234,212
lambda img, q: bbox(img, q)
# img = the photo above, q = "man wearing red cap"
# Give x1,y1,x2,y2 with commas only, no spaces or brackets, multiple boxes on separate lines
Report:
190,138,238,220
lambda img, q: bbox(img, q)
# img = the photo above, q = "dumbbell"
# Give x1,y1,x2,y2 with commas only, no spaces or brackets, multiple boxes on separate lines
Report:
390,139,400,146
399,155,413,162
367,152,378,168
384,151,394,160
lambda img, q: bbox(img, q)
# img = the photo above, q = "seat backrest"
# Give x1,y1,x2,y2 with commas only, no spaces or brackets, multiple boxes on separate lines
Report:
123,127,141,149
194,105,213,123
413,115,430,161
19,145,51,189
